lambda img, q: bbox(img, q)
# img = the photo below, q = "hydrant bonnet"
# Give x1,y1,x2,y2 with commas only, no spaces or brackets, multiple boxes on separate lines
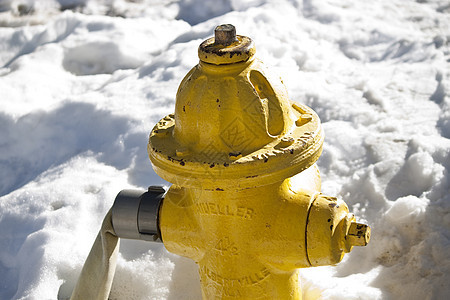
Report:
148,25,324,190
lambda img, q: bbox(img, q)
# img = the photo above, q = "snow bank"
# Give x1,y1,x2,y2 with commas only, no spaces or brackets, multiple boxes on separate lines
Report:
0,0,449,299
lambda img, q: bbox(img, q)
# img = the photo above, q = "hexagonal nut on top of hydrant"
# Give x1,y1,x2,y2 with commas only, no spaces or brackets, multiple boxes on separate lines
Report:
148,24,371,299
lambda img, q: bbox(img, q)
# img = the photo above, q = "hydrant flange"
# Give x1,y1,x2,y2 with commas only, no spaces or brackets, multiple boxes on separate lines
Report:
148,103,323,190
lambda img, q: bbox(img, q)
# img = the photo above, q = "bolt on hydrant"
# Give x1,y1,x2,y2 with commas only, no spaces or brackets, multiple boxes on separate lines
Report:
71,24,370,300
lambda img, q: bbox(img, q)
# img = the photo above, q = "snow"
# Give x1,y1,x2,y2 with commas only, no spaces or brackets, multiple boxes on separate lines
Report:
0,0,449,299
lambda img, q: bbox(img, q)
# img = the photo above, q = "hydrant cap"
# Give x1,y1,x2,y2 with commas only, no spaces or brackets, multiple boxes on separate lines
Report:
198,24,256,65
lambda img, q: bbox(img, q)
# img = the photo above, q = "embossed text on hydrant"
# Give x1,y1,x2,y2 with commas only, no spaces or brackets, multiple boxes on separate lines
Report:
196,203,254,219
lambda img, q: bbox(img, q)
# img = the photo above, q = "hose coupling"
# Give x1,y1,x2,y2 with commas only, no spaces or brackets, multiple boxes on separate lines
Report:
111,185,166,242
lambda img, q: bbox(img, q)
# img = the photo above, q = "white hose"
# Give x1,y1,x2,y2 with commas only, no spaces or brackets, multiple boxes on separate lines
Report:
70,209,119,300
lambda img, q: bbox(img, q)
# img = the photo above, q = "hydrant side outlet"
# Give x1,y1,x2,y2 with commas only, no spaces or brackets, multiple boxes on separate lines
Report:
147,24,371,299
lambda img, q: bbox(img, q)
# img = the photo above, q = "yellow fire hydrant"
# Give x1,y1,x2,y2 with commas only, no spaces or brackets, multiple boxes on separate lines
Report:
71,24,370,300
148,24,370,299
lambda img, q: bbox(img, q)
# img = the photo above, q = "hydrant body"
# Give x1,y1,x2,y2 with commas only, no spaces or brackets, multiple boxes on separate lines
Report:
148,25,370,299
161,167,321,299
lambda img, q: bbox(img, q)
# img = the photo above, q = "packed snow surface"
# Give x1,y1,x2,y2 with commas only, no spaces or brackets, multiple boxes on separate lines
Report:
0,0,449,299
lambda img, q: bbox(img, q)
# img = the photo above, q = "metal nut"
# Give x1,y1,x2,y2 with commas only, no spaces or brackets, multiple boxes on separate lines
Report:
214,24,238,46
